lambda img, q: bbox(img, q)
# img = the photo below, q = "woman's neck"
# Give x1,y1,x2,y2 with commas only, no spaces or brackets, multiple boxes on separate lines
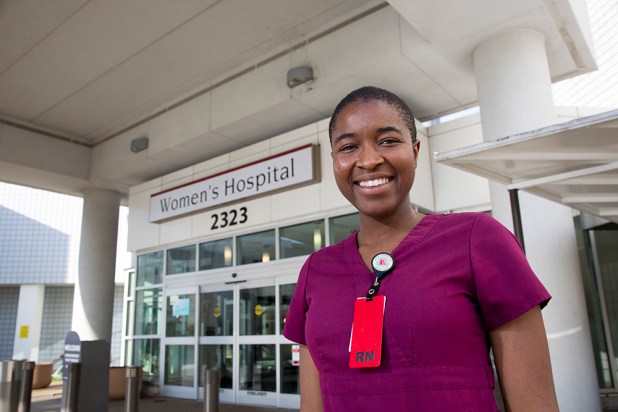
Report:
356,208,424,268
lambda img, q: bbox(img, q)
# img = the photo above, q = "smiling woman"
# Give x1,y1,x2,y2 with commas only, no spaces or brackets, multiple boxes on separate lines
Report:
330,98,421,238
283,86,559,412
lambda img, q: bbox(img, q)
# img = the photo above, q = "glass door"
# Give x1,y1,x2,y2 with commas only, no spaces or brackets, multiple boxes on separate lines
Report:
199,285,235,403
164,277,300,408
202,279,300,407
237,280,278,406
162,286,199,398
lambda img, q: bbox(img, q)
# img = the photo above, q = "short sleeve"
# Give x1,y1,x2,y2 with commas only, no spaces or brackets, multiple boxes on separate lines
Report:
470,213,551,330
282,255,312,345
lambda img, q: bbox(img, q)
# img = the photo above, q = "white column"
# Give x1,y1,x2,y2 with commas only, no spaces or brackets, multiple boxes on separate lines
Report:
71,188,120,344
12,285,45,361
473,30,601,411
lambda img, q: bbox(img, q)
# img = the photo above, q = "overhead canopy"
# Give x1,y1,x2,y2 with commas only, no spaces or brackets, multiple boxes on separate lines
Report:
435,109,618,223
0,0,598,197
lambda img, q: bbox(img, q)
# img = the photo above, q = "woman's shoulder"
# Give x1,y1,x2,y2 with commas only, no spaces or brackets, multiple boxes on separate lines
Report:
416,212,507,244
426,211,496,229
434,211,491,221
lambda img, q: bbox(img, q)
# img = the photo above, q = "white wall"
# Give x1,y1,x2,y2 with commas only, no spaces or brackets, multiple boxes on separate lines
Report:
12,285,44,361
427,113,491,212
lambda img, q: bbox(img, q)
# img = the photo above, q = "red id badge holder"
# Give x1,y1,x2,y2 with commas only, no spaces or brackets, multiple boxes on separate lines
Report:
349,295,386,368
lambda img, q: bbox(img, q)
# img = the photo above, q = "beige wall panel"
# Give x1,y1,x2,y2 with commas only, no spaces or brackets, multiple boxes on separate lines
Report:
411,128,435,211
271,184,321,223
127,188,160,251
159,215,192,246
428,115,491,212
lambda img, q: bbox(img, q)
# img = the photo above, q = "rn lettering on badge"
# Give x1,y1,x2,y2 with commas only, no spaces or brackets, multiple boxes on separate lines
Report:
349,296,385,368
355,351,375,363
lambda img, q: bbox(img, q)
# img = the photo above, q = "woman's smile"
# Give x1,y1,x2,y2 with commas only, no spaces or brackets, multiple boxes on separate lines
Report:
356,177,392,188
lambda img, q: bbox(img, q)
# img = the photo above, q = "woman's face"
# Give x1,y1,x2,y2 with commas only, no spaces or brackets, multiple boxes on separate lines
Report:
330,99,419,220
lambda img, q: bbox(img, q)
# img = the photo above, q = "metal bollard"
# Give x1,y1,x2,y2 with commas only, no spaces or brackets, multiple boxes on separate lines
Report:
124,366,141,412
61,363,80,412
17,361,35,412
0,360,22,412
202,367,220,412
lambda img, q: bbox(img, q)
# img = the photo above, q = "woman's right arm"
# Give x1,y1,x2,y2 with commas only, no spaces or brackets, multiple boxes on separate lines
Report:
300,345,324,411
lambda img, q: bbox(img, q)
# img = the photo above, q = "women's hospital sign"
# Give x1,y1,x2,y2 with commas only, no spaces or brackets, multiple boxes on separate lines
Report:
149,144,319,223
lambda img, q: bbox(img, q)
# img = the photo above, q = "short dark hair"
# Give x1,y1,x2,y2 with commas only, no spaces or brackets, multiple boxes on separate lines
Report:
328,86,417,142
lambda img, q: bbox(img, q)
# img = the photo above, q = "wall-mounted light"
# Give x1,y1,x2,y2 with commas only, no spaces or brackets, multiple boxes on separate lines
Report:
313,227,323,251
224,246,232,266
130,137,149,153
262,245,271,263
287,66,314,88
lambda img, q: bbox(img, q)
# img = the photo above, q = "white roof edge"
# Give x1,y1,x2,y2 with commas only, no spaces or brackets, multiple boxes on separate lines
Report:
434,108,618,162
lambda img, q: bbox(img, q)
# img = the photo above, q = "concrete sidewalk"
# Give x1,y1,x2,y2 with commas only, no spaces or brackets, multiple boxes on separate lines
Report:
30,382,300,412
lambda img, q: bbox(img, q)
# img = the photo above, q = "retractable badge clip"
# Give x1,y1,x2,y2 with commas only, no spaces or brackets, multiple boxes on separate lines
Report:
366,252,395,300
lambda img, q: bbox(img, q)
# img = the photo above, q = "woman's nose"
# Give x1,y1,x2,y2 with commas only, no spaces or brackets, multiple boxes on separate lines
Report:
357,145,384,170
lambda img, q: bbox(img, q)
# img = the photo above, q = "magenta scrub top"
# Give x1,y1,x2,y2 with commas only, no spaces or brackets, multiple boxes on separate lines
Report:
283,212,551,411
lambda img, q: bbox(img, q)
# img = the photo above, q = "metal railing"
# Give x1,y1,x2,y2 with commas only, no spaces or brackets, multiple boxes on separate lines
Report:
1,360,35,412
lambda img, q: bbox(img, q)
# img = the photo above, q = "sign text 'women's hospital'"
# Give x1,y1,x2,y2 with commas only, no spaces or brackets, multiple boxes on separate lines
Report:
149,145,319,223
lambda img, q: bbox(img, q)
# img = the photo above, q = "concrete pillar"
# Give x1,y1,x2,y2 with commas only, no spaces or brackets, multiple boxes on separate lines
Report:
72,188,120,344
473,30,601,411
12,285,45,361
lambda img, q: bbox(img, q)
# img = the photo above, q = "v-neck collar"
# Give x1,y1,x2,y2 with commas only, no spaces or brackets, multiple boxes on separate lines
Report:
344,214,442,297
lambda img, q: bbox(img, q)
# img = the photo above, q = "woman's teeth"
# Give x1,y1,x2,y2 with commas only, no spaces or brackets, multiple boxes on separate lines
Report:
358,178,389,187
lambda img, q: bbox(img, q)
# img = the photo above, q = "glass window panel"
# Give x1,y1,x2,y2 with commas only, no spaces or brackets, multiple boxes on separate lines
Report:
240,286,275,336
199,238,233,270
166,294,196,337
134,289,163,335
164,344,194,387
125,300,134,335
127,271,134,297
280,344,300,394
166,245,197,275
124,341,131,365
576,222,614,389
199,344,233,389
136,251,163,286
133,339,160,383
237,230,276,265
595,230,618,388
279,284,295,334
239,344,275,392
329,213,360,245
280,220,325,259
200,290,233,336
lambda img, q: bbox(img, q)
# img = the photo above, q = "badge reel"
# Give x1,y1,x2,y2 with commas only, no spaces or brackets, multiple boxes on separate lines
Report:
349,252,394,368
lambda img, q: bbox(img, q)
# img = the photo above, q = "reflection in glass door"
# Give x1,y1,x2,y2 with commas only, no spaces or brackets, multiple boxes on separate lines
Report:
199,287,234,403
165,279,300,407
238,284,277,405
162,287,198,398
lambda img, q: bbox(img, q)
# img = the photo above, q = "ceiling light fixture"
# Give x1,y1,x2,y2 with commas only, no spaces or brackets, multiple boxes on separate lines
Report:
287,66,314,88
130,137,149,153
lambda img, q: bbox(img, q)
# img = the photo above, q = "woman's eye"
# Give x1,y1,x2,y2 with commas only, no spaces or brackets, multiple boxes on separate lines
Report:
380,138,398,145
339,144,356,152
